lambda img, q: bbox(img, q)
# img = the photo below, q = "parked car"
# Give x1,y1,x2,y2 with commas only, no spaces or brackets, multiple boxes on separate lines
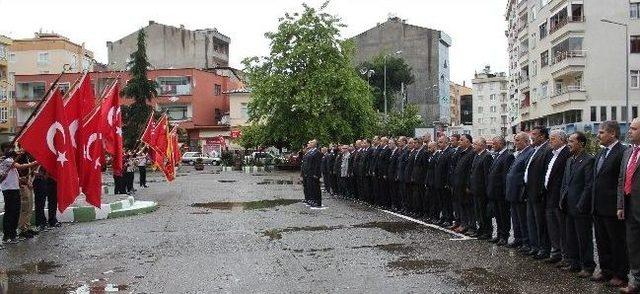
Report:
245,152,276,165
182,152,221,165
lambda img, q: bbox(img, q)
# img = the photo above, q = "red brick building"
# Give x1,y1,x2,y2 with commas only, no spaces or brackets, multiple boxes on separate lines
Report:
13,68,232,150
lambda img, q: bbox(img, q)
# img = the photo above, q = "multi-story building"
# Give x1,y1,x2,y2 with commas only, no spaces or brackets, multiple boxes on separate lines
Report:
471,66,510,139
0,35,14,142
107,21,230,70
506,0,640,134
349,16,451,126
14,68,231,150
449,81,472,126
8,32,94,75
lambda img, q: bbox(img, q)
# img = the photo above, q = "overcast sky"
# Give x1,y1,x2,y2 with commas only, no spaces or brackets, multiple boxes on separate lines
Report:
0,0,508,85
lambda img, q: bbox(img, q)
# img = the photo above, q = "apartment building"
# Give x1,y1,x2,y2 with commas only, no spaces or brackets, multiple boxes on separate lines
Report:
0,35,14,141
506,0,640,134
9,32,94,75
471,66,510,139
449,81,472,126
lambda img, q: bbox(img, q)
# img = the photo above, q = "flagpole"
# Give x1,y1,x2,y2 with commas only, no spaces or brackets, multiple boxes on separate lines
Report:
13,63,72,145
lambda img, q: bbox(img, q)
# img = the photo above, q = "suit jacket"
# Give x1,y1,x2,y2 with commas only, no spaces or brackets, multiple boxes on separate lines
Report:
301,148,323,178
321,153,331,176
487,150,514,201
377,146,392,179
452,147,474,201
411,147,428,184
368,145,382,176
525,141,553,203
434,147,453,190
448,147,461,189
396,147,409,182
388,148,400,181
543,146,571,209
365,147,376,177
425,150,440,188
347,151,356,177
469,150,492,198
506,146,534,203
617,145,640,220
404,149,417,183
356,148,368,177
560,153,594,216
591,143,625,217
333,153,342,175
327,151,337,175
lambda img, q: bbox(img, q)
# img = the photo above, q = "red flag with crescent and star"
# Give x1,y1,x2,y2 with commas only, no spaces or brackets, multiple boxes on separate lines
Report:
17,88,80,212
63,72,95,167
100,82,123,175
140,111,156,146
79,105,103,208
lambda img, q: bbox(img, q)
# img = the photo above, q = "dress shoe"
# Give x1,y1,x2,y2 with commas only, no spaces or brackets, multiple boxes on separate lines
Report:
517,246,531,254
590,272,610,283
467,232,479,238
555,260,570,269
526,249,538,256
478,234,491,240
489,237,500,243
533,253,549,260
458,227,468,234
507,241,522,248
449,224,459,230
497,239,508,246
609,277,627,288
577,269,593,278
561,265,580,272
618,285,639,294
544,256,562,264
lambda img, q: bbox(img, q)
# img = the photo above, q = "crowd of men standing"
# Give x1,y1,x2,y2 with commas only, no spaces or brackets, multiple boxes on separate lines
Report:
301,118,640,293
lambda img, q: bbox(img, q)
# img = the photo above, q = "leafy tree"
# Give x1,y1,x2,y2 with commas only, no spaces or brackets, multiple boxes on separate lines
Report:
120,29,158,149
358,54,414,112
378,104,423,137
242,2,378,150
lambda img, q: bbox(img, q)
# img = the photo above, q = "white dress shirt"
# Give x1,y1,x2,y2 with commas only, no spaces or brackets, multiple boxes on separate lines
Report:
544,145,566,188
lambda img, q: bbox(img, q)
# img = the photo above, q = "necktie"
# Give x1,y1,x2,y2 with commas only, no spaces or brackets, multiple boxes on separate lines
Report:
624,147,640,195
596,148,608,173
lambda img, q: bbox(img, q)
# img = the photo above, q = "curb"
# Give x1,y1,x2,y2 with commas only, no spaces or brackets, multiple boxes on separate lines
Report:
0,196,158,230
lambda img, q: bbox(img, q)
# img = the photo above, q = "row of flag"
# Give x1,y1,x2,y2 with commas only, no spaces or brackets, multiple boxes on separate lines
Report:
15,72,180,213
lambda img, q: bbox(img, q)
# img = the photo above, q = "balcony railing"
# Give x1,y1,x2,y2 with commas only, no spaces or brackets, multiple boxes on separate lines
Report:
549,15,585,35
552,85,584,98
553,50,586,64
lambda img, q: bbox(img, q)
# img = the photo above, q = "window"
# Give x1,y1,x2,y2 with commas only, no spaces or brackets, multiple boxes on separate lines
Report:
478,129,484,136
477,118,483,124
214,84,222,96
633,106,639,119
632,2,640,19
157,76,192,96
490,106,497,113
491,129,497,134
478,107,483,114
160,105,189,121
632,70,640,88
541,81,548,99
612,106,618,121
539,21,548,39
0,45,5,60
591,106,597,121
241,103,249,119
632,36,640,54
58,83,70,95
8,53,16,63
491,117,497,123
490,94,496,101
623,106,629,121
540,51,549,67
531,60,538,76
37,52,49,65
477,95,484,101
601,106,607,121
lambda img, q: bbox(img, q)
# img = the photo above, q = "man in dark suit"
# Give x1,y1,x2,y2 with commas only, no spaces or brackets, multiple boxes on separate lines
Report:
434,135,454,226
411,138,428,216
387,139,400,209
543,130,571,264
425,141,439,221
302,139,323,208
357,140,371,203
487,136,514,245
452,134,475,233
448,134,463,230
617,118,640,293
560,132,595,277
321,147,331,194
395,137,409,212
368,136,381,205
506,132,534,250
469,137,493,239
376,137,392,207
590,121,628,287
524,126,553,259
403,138,417,214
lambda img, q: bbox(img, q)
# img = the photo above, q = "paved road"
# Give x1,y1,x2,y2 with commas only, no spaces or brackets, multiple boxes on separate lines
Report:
0,169,616,293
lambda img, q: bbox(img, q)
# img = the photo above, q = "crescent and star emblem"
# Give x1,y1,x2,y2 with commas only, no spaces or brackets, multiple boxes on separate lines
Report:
46,121,68,166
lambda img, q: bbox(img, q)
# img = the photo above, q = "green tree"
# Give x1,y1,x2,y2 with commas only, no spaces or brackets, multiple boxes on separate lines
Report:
120,29,158,149
242,2,378,150
379,104,423,137
358,54,414,112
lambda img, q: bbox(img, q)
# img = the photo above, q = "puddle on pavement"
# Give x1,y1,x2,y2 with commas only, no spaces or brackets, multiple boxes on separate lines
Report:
256,179,298,185
353,221,423,233
191,199,301,211
71,280,129,293
387,258,450,272
352,243,418,255
217,179,237,183
0,261,71,293
456,267,520,293
263,225,345,241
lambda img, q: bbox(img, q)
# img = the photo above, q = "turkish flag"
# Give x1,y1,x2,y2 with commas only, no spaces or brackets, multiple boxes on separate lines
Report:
64,72,95,166
150,114,169,164
171,127,181,164
17,89,80,212
100,82,123,175
140,112,156,146
79,105,103,207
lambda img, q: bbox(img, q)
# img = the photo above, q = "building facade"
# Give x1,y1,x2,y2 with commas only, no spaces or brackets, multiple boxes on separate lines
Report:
0,35,14,141
14,68,231,150
8,32,94,75
471,67,510,139
107,21,230,70
350,16,451,126
449,81,472,126
506,0,640,134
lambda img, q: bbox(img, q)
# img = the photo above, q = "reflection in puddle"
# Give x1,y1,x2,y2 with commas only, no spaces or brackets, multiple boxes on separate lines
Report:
191,199,301,211
352,243,417,255
387,258,450,272
353,221,423,233
263,225,345,241
0,261,69,293
456,267,520,293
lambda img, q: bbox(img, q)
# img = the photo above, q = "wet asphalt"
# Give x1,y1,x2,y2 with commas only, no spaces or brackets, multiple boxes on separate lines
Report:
0,167,617,293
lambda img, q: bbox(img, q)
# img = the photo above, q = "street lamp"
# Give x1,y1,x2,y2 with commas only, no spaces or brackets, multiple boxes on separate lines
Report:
384,50,402,118
601,18,629,126
360,68,375,87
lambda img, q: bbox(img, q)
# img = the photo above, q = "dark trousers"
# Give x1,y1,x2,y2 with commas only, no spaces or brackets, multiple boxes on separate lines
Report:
34,179,57,227
492,199,511,241
125,172,134,193
411,183,424,214
565,214,595,270
625,199,640,287
379,178,390,207
338,177,348,197
2,189,21,240
546,207,565,259
138,166,147,187
511,201,528,245
439,188,452,222
527,200,549,255
426,187,438,219
452,190,463,224
114,175,125,194
304,177,321,206
594,215,628,280
392,181,402,209
461,197,474,229
473,196,490,235
404,183,413,211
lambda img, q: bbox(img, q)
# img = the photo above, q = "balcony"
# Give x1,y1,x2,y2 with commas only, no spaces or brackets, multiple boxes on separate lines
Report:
551,50,586,77
550,85,586,106
550,15,585,39
15,82,46,101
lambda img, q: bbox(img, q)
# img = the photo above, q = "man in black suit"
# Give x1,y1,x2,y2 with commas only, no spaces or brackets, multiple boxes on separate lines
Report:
524,126,553,259
327,145,337,195
617,118,640,294
376,137,391,207
452,134,475,233
368,136,381,205
487,136,514,245
321,147,331,194
411,138,428,216
333,146,343,196
469,137,493,239
395,137,409,212
434,135,454,226
448,134,462,230
403,138,417,214
590,121,628,287
506,132,534,250
387,139,400,209
543,130,571,264
302,139,323,208
560,132,595,277
357,140,371,203
425,141,439,221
